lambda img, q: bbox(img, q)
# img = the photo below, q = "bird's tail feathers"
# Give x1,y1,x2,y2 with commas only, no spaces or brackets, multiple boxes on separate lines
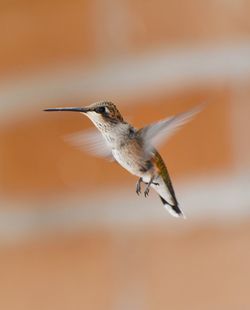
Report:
159,196,186,219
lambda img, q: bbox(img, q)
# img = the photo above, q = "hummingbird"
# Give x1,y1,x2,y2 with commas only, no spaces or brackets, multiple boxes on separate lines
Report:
44,101,204,218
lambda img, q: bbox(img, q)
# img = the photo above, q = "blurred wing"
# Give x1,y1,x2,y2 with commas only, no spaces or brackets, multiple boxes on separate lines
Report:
64,129,113,160
139,103,206,152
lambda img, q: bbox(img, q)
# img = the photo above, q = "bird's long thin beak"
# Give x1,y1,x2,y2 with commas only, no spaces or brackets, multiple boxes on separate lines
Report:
43,107,89,113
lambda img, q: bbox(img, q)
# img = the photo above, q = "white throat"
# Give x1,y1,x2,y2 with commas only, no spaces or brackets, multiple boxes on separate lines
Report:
84,112,130,148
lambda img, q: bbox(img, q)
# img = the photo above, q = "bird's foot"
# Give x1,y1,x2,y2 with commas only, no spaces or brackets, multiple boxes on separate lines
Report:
144,186,150,197
137,177,158,197
144,177,155,198
136,177,143,195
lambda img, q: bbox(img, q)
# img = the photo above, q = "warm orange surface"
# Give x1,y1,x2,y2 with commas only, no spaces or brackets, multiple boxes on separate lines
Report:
0,0,248,202
1,0,250,76
1,222,250,310
0,0,94,76
1,87,232,200
0,2,249,309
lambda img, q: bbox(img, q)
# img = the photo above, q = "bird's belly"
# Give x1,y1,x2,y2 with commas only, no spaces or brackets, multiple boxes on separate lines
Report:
112,149,144,177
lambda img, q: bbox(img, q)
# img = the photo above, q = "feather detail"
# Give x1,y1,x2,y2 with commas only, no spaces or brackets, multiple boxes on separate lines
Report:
64,129,113,160
138,103,206,154
153,151,178,205
153,151,184,217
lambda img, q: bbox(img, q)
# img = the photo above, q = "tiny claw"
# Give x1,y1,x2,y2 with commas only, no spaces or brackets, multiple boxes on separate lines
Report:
136,177,143,196
144,187,150,197
144,176,155,197
136,187,141,196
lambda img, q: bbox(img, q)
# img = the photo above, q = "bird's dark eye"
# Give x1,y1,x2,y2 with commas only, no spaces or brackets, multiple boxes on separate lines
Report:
95,107,106,114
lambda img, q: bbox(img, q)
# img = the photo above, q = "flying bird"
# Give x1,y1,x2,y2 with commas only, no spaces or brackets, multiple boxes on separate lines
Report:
44,101,204,218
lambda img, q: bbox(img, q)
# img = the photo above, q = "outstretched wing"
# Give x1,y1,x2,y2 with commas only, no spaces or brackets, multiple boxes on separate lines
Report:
64,129,113,160
138,103,206,153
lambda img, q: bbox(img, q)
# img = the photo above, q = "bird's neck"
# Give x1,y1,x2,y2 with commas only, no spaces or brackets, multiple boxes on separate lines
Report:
97,121,132,148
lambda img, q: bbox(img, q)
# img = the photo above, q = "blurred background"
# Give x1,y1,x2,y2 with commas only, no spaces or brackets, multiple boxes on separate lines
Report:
1,1,250,309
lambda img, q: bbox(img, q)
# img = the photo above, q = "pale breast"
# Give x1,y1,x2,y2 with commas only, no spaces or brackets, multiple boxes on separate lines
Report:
112,145,154,178
112,149,140,176
102,123,154,177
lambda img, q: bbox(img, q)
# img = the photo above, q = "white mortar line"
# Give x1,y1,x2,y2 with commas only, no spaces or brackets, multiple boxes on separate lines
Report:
0,42,250,122
0,172,249,243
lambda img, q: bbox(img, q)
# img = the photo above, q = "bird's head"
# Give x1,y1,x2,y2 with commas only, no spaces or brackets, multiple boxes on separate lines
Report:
44,101,124,130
